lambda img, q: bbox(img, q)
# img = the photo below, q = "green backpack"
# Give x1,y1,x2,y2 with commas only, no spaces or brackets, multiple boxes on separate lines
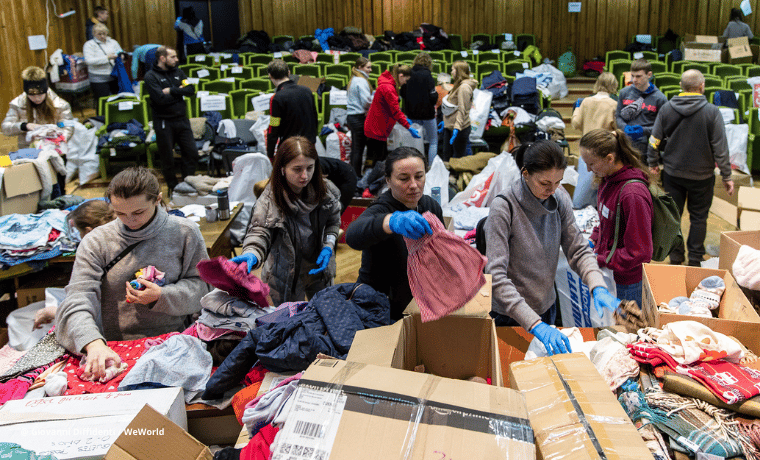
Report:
607,179,683,263
558,47,576,77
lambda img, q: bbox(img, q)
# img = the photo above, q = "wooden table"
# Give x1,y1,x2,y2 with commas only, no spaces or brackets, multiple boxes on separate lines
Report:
199,203,243,258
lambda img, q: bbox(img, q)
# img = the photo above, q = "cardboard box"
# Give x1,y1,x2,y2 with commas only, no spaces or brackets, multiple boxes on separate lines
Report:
0,387,186,460
719,230,760,309
641,263,760,354
296,74,324,93
404,274,492,319
710,175,753,228
15,264,73,308
104,405,212,460
0,162,43,216
681,34,725,62
510,353,653,460
347,313,503,385
723,36,754,64
275,358,535,459
738,186,760,230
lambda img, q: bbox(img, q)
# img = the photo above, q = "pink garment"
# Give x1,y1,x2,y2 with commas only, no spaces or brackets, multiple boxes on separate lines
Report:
243,372,303,411
0,345,26,375
405,212,487,322
197,257,270,307
144,331,180,350
0,379,31,406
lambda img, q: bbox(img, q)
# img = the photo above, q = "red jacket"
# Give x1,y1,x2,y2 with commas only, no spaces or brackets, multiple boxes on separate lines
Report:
364,70,410,141
590,165,653,285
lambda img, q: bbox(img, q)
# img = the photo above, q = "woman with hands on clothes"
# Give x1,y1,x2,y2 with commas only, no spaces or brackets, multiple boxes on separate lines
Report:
438,61,476,160
55,167,211,380
345,147,443,321
231,136,342,305
485,141,619,355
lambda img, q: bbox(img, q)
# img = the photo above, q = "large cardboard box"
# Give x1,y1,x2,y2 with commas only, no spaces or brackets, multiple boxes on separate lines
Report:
510,353,653,460
641,263,760,354
738,186,760,230
681,34,725,62
104,405,212,460
719,230,760,308
723,36,754,64
348,277,502,385
273,358,535,459
0,162,44,216
0,387,186,460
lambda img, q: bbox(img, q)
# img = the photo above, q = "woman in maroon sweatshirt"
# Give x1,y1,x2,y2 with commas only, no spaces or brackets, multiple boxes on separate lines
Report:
582,129,653,306
364,64,420,164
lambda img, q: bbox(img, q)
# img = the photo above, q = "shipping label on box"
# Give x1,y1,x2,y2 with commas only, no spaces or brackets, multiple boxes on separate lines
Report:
277,359,535,460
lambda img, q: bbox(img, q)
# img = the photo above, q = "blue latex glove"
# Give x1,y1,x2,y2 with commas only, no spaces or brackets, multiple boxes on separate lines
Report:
308,247,333,275
530,322,571,356
450,128,459,145
388,210,432,240
574,97,584,108
593,286,621,318
231,253,258,274
437,121,444,133
624,124,644,141
408,127,421,139
588,239,594,249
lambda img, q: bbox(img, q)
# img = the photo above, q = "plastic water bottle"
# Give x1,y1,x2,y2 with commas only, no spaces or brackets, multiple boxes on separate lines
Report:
431,187,441,205
216,189,230,220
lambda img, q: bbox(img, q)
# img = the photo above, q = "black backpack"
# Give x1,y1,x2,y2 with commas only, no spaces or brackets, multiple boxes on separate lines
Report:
508,77,540,115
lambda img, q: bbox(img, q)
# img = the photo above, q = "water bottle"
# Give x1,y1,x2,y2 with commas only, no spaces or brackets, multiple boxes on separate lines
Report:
431,187,441,205
216,189,230,220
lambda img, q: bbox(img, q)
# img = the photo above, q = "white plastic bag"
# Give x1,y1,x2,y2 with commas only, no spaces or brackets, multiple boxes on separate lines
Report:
6,288,65,351
249,115,270,154
725,123,750,174
483,151,520,206
469,89,493,139
531,63,569,99
65,121,99,184
324,132,342,160
387,122,424,153
555,254,617,328
228,152,272,203
445,153,508,210
424,156,450,206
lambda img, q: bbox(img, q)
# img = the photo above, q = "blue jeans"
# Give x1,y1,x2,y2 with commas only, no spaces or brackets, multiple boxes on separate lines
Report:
410,118,438,165
616,281,642,307
573,156,598,209
490,302,557,328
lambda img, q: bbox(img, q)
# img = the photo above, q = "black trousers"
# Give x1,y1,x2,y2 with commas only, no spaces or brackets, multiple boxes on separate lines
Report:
661,171,715,265
91,79,119,115
347,114,367,176
442,126,471,161
154,117,199,190
366,137,388,163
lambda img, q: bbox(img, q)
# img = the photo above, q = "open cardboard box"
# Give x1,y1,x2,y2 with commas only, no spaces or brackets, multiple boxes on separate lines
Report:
510,353,653,460
709,172,753,226
738,186,760,230
681,34,725,62
0,387,186,460
0,162,47,216
719,230,760,309
723,36,754,64
641,263,760,354
274,358,535,459
104,404,212,460
348,275,502,384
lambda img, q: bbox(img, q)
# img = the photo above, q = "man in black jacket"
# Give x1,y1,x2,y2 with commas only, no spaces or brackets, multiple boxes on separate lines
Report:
266,60,318,159
144,46,198,192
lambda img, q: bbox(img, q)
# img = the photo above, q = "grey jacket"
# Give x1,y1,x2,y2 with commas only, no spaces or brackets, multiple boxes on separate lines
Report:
242,180,341,304
485,178,605,330
647,93,731,181
56,206,211,354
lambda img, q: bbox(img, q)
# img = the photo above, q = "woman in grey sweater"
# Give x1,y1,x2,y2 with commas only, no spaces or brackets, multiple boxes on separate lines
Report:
56,167,210,380
485,142,619,355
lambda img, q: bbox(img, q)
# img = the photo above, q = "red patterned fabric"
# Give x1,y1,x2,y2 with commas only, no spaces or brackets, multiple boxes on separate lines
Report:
240,424,279,460
629,342,760,404
62,333,177,395
405,211,487,322
197,257,270,307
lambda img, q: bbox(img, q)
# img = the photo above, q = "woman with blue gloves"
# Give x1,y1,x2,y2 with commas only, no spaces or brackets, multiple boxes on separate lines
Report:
485,141,619,355
439,61,476,160
345,147,443,321
231,136,341,306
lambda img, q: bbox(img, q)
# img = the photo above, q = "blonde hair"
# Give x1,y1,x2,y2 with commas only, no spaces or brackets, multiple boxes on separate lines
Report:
21,66,56,123
450,61,471,91
92,23,109,36
348,57,372,91
593,72,618,94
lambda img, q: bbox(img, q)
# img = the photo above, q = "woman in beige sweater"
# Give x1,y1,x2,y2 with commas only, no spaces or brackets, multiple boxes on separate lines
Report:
441,61,476,160
571,72,618,208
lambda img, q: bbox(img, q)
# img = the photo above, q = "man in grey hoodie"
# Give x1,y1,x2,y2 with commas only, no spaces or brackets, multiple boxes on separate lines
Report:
647,69,734,266
616,59,668,159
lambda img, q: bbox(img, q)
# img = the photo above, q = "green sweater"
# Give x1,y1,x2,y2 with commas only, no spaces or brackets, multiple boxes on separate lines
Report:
56,206,211,353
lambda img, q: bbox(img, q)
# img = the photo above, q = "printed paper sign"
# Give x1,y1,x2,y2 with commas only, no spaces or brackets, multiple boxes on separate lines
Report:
568,2,581,12
329,90,348,105
196,69,210,78
194,55,206,62
220,64,228,71
185,78,200,85
252,93,274,112
460,51,468,57
201,95,226,112
231,66,244,74
118,101,134,111
274,52,283,59
221,77,236,83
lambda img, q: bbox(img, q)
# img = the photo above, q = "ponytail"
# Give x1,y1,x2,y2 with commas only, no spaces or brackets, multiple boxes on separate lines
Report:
579,128,650,176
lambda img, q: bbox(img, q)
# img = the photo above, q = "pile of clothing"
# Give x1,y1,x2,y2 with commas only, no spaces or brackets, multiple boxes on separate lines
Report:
658,275,726,318
172,175,229,196
0,210,75,268
97,118,146,150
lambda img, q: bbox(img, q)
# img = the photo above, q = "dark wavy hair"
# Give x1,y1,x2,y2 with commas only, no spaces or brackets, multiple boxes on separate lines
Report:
269,136,326,213
513,140,567,174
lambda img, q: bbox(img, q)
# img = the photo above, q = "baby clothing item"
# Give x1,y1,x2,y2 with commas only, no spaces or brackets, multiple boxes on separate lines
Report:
659,296,712,318
404,211,487,322
734,245,760,290
43,372,68,396
690,275,725,311
0,346,26,375
197,257,270,307
77,355,129,383
0,332,65,383
589,336,639,390
129,265,166,290
241,373,302,437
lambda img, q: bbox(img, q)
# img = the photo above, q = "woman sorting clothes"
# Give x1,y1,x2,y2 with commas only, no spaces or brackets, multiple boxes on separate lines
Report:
345,147,443,320
485,141,619,355
2,66,74,149
56,167,211,379
83,23,124,109
231,136,342,306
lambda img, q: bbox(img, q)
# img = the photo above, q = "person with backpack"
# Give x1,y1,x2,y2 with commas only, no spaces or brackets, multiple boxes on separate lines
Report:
400,52,439,165
648,69,733,266
581,129,653,306
485,141,619,355
439,61,476,160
